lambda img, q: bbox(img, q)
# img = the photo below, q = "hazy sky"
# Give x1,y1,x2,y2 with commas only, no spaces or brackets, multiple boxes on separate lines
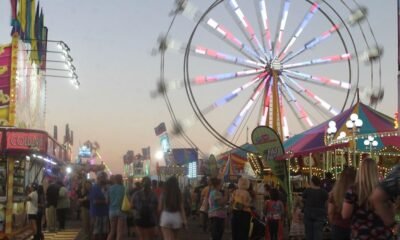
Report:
0,0,397,174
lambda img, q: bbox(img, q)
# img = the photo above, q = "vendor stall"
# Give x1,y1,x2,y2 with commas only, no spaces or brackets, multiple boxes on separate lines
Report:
283,102,400,178
0,128,67,239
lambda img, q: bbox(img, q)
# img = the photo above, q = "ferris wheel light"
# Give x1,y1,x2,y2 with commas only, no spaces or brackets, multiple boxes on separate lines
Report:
372,140,378,147
364,139,370,146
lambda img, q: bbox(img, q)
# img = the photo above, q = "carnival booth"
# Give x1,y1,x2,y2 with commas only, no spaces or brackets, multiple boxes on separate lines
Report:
0,128,67,239
283,101,400,180
217,143,256,181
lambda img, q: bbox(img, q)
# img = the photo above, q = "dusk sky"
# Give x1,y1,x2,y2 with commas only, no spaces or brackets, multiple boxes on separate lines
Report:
0,0,397,174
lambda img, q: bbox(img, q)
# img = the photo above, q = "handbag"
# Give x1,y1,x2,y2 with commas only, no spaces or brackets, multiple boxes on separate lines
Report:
121,194,131,212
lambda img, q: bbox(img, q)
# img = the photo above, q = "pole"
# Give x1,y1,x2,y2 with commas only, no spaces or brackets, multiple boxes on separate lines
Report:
334,149,337,179
341,151,344,170
353,127,356,168
309,152,312,181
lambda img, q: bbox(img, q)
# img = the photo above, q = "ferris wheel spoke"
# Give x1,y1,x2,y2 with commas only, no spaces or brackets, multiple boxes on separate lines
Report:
179,1,262,62
255,0,273,59
165,38,264,69
259,77,272,126
273,0,291,56
225,0,266,57
201,73,267,116
281,6,366,63
193,45,265,68
282,73,339,116
277,83,290,139
281,89,307,131
283,53,351,69
279,76,314,127
283,69,351,90
282,24,341,63
278,0,321,59
192,68,264,85
226,78,268,138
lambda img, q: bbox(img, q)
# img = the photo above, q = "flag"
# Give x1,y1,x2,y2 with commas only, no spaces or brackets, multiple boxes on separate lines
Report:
18,0,27,34
10,0,17,22
154,122,167,136
25,0,32,40
40,26,48,70
30,0,38,65
30,0,36,40
142,147,151,159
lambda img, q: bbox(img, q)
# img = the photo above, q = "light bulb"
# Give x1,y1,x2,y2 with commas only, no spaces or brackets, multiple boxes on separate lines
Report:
350,113,358,121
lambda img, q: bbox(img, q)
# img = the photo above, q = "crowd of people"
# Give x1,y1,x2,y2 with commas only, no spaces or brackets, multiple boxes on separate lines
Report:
25,158,399,240
296,158,400,240
26,179,70,240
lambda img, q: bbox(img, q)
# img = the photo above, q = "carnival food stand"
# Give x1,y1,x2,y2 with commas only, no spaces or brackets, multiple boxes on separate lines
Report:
0,128,67,239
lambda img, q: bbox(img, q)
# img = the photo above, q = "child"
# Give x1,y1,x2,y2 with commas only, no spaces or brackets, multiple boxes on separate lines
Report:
264,188,284,240
289,195,304,240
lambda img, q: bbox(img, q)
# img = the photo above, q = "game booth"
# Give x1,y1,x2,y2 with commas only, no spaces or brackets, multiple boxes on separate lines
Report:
0,128,68,239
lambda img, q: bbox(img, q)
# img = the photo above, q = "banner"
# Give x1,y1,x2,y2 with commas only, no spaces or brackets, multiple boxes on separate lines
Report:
154,122,166,136
0,45,12,126
251,126,288,193
142,147,150,160
171,148,198,165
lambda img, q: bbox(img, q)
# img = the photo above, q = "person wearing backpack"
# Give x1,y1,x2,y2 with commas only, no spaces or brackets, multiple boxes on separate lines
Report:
132,177,158,240
264,188,284,240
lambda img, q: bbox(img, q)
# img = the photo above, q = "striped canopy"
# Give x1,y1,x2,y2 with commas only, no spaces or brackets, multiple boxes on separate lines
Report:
284,102,397,156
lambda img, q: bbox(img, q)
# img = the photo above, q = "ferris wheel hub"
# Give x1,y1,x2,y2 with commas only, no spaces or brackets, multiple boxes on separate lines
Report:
270,59,282,73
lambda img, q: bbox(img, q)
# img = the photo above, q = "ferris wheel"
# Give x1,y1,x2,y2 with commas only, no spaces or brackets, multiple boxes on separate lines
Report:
154,0,382,152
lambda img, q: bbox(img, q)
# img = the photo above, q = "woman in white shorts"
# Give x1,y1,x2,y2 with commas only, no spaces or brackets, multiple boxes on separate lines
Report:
158,176,187,240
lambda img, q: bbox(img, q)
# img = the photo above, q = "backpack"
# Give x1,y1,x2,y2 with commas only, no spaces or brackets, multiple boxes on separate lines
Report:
266,200,283,220
135,191,154,225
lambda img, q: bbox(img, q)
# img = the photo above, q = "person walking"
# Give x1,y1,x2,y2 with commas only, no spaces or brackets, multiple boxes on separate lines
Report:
327,166,356,240
35,185,45,240
45,180,60,232
159,176,187,240
302,175,328,240
208,178,227,240
342,158,393,239
77,180,91,240
131,177,158,240
107,174,126,240
289,195,305,240
265,188,285,240
90,172,109,240
199,177,211,233
231,177,252,240
371,164,400,228
57,181,70,230
27,184,38,237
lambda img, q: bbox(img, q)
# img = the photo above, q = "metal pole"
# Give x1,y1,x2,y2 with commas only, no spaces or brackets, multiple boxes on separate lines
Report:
309,152,312,181
334,149,337,179
353,127,356,168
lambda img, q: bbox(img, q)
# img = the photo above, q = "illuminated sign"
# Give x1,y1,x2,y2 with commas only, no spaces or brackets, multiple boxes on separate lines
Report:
6,131,47,152
79,145,92,158
187,161,197,178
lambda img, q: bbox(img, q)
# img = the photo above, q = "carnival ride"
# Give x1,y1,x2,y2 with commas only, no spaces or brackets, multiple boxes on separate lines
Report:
154,0,382,155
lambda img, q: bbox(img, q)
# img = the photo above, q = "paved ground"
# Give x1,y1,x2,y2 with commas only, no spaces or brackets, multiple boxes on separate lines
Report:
43,229,80,240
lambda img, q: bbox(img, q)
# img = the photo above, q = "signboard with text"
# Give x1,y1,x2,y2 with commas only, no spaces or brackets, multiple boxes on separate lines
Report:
6,131,47,153
251,126,288,194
